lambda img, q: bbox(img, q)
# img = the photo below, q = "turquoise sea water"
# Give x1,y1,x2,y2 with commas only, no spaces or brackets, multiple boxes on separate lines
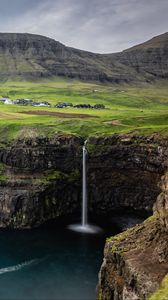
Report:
0,214,143,300
0,225,106,300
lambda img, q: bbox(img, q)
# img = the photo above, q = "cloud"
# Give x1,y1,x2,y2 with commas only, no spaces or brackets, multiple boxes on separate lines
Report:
0,0,167,53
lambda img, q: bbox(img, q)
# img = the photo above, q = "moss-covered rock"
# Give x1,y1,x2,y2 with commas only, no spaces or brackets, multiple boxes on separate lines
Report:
98,215,168,300
148,275,168,300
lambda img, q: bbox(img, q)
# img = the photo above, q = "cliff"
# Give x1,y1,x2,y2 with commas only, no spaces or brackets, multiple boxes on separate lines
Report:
0,133,167,228
0,32,168,83
0,132,167,298
0,134,83,228
98,169,168,300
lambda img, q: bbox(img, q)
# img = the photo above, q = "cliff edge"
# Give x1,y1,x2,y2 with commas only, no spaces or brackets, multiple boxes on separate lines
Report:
98,172,168,300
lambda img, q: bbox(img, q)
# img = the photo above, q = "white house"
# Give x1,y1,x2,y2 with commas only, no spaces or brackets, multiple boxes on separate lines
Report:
4,99,13,105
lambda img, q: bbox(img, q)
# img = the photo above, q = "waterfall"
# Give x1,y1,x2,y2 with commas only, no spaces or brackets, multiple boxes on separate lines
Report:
82,140,88,227
68,140,102,234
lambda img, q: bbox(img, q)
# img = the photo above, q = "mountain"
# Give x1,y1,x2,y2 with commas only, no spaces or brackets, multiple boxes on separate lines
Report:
0,32,167,83
114,32,168,80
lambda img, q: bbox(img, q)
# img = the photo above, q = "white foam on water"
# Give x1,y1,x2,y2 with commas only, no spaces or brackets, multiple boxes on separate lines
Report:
68,224,103,234
0,259,38,275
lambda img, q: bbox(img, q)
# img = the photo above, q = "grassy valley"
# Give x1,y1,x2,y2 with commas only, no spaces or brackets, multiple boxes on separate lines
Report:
0,77,168,143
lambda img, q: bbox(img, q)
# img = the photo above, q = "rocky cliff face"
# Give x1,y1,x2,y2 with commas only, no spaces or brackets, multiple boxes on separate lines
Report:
154,172,168,230
88,135,168,215
0,133,167,228
0,32,168,82
98,158,168,300
0,134,83,228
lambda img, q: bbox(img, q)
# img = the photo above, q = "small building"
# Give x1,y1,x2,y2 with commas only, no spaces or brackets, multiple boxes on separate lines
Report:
13,99,34,105
94,104,105,109
56,102,73,108
0,98,6,103
33,101,50,107
74,104,92,109
4,99,13,105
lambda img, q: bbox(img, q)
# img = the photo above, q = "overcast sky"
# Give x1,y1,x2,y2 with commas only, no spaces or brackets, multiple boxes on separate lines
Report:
0,0,167,53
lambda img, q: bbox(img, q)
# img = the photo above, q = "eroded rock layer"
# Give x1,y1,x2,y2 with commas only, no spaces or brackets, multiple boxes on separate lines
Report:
0,133,167,228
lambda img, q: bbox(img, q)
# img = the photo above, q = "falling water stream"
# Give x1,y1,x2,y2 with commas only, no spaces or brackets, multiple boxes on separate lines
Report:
69,140,102,234
82,140,88,226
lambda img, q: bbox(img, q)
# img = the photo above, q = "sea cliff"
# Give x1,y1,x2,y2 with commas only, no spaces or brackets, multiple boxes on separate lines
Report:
98,164,168,300
0,133,167,228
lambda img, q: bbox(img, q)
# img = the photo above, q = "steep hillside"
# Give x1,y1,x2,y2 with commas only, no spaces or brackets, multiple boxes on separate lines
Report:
0,32,168,83
0,33,119,82
110,32,168,80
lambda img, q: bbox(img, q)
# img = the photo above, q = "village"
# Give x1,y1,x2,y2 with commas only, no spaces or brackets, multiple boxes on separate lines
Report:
0,97,105,110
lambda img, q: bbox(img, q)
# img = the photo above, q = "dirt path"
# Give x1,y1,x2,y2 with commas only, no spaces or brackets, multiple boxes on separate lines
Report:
20,110,98,119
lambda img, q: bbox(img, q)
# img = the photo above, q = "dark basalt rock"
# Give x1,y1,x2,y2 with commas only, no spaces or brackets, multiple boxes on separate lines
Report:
0,133,167,228
97,138,168,300
88,135,168,215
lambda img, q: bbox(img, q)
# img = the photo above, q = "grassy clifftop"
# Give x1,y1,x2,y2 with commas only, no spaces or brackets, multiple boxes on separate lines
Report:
0,78,168,144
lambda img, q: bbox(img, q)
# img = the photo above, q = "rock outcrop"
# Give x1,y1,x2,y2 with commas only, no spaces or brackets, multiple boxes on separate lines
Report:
154,172,168,230
98,165,168,300
0,133,167,228
88,135,168,215
0,32,168,82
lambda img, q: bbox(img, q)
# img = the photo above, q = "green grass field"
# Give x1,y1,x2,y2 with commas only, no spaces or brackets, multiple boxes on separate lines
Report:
0,77,168,143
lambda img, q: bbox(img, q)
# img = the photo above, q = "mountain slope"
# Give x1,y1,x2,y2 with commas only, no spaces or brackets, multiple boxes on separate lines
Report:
114,32,168,80
0,32,168,83
0,33,119,82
